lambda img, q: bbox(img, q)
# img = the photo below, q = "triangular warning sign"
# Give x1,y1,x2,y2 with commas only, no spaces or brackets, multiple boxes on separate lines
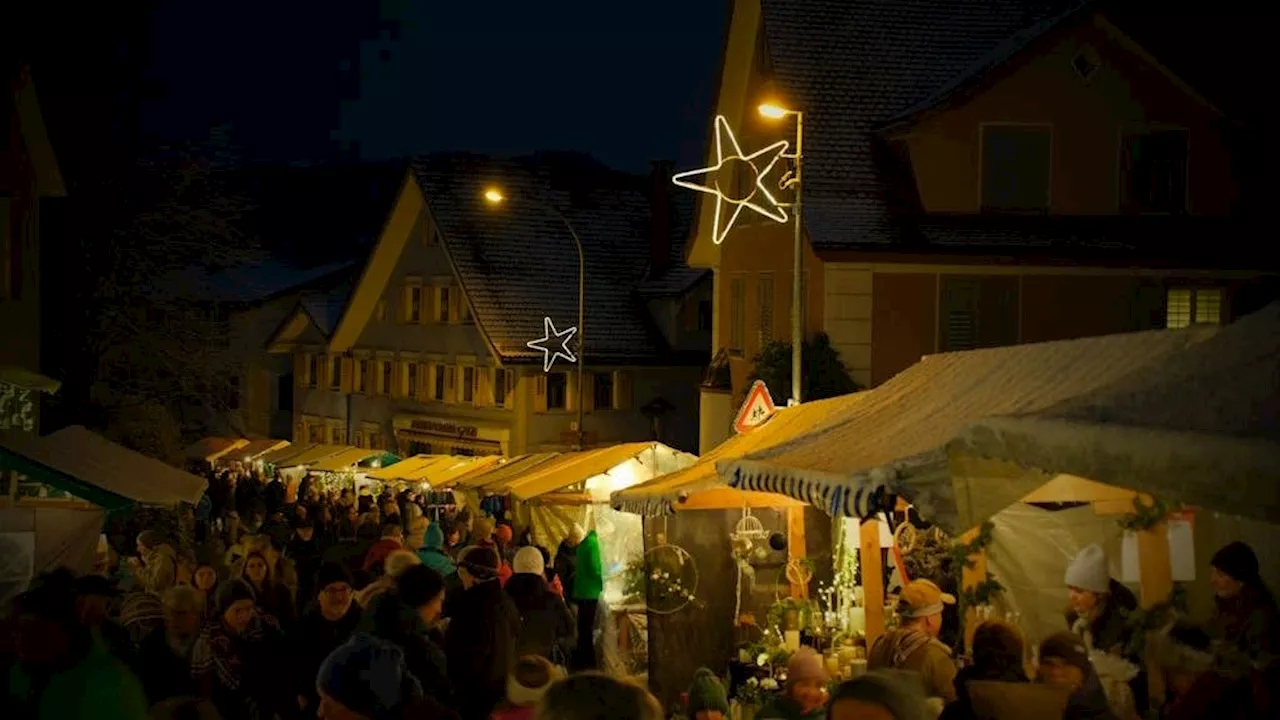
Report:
734,380,777,435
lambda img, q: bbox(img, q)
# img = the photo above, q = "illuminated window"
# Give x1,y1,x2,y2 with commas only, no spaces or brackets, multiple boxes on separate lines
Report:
1166,288,1222,328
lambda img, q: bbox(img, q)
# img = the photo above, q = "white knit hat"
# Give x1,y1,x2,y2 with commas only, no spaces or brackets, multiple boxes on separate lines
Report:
513,546,545,576
1064,544,1111,594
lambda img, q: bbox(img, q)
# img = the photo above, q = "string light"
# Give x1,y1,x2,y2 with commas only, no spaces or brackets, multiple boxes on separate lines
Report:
526,316,577,372
672,115,791,245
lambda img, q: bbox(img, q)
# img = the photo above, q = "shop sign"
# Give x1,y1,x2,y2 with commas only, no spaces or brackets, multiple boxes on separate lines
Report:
410,418,479,439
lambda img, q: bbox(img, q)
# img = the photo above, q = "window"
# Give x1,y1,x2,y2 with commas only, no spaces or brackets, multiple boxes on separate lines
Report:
356,360,369,393
407,285,422,323
729,275,746,352
438,287,451,323
308,423,325,444
407,363,418,397
757,274,775,346
380,361,393,394
938,276,1020,352
453,447,477,457
354,431,364,449
277,373,294,411
494,369,508,407
1165,288,1222,329
228,376,240,410
1072,46,1101,82
593,372,615,411
306,354,319,388
434,364,446,401
1122,129,1188,214
329,425,345,444
981,125,1051,212
546,372,568,410
463,367,475,403
330,357,342,390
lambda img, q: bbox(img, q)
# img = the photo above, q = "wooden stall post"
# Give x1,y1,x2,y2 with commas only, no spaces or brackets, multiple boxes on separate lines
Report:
958,527,988,653
787,506,808,598
860,519,885,650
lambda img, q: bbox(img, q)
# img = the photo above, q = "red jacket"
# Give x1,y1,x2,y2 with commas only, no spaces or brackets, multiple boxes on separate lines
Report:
363,538,403,573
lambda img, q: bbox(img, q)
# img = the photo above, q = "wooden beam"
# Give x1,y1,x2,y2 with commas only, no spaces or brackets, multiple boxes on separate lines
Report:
788,507,808,599
860,519,885,650
959,526,988,653
674,487,804,511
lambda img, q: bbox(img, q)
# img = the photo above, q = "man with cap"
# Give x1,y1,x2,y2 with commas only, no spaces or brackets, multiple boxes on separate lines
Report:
868,579,959,703
290,562,362,715
685,667,730,720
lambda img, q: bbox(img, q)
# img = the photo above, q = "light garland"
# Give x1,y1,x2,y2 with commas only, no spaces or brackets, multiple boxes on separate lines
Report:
526,316,577,373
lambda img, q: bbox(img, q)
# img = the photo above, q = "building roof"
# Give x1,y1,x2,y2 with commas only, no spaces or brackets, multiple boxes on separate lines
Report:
637,193,711,298
755,0,1089,251
410,152,695,364
160,259,358,306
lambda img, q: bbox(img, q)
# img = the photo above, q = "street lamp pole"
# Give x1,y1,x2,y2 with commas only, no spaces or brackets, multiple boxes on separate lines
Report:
789,111,804,406
483,189,585,449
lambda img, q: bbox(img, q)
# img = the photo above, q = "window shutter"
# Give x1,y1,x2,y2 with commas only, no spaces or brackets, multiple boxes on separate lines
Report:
614,371,632,410
426,361,438,399
582,372,595,412
566,372,579,413
475,368,488,407
293,421,305,443
340,357,353,393
390,361,402,397
534,373,548,413
419,288,431,326
416,362,428,400
448,288,461,323
445,366,456,404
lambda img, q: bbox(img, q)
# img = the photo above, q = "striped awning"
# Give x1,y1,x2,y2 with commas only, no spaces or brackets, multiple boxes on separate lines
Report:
235,439,291,462
309,447,381,473
723,326,1218,531
184,437,248,462
276,444,349,469
463,453,565,492
261,443,316,466
611,398,851,516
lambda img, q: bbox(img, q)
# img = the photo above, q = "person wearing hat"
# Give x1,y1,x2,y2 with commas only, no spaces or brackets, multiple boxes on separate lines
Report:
534,672,664,720
1208,541,1278,664
316,633,458,720
756,646,830,719
491,655,566,720
291,562,363,715
1035,632,1115,719
829,669,929,720
868,579,959,703
473,516,514,587
553,524,584,608
1063,545,1139,657
191,580,286,719
506,546,576,664
446,545,521,720
686,667,730,720
72,574,135,661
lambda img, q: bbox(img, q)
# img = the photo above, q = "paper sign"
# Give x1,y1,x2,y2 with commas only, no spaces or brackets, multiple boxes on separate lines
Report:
1119,531,1141,584
1167,517,1196,582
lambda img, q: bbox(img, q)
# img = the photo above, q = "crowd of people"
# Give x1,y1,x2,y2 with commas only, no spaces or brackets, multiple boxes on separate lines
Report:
2,464,1277,720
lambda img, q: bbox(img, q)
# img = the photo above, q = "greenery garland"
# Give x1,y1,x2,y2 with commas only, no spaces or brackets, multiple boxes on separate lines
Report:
946,521,1005,609
1116,496,1175,532
766,596,817,632
1119,583,1188,658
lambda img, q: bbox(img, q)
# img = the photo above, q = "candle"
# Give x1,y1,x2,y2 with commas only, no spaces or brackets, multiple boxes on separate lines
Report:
849,607,866,634
824,654,841,678
784,630,801,652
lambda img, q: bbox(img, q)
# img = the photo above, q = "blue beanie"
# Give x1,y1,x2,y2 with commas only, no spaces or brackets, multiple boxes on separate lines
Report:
317,634,422,717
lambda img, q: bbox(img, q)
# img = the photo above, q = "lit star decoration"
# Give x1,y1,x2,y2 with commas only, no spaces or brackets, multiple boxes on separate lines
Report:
672,115,791,245
526,316,578,372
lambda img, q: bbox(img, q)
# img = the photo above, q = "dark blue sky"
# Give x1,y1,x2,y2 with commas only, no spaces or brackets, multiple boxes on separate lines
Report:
139,1,728,173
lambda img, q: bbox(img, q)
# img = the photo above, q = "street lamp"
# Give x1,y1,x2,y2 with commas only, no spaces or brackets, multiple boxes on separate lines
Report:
483,186,586,449
758,102,804,405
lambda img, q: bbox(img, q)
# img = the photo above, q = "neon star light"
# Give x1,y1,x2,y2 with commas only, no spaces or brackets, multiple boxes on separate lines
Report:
672,115,791,245
527,316,578,372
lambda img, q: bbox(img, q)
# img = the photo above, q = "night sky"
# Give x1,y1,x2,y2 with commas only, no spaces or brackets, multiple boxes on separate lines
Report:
138,1,728,172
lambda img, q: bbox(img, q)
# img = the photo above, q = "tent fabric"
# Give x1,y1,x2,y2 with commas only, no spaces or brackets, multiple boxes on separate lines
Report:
721,326,1217,523
503,442,658,501
612,394,881,516
261,442,316,466
952,302,1280,526
0,506,104,584
445,455,521,488
395,457,472,483
235,438,291,462
0,426,208,506
463,453,564,491
365,454,439,481
0,365,61,394
275,444,349,469
309,447,380,473
431,456,503,488
184,437,248,462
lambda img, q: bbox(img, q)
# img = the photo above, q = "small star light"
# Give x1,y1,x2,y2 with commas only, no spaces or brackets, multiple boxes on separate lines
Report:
672,115,791,245
526,316,577,372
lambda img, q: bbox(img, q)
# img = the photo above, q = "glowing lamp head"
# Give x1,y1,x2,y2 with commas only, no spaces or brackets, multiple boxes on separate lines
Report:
483,188,505,204
758,103,790,120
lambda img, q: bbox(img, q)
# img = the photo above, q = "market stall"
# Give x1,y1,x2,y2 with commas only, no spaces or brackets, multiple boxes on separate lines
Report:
184,437,248,466
227,438,291,466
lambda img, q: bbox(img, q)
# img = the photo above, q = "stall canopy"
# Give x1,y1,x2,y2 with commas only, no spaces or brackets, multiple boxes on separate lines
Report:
261,443,316,466
951,302,1280,527
184,437,248,463
235,438,291,462
612,400,844,514
0,425,208,508
365,454,439,481
720,326,1218,531
309,447,383,473
499,442,696,502
457,453,563,491
430,456,504,488
275,444,349,469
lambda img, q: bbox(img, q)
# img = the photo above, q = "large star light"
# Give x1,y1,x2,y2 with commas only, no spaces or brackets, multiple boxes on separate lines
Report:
527,316,578,372
672,115,791,245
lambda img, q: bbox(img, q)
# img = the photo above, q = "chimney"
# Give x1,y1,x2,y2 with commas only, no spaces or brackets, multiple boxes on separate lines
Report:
650,160,673,274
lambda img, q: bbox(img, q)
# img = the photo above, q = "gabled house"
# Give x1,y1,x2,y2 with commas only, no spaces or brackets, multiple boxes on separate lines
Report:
689,0,1277,450
270,153,710,456
2,65,65,440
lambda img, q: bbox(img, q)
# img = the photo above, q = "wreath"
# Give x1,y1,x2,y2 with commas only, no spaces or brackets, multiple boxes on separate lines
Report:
1117,496,1176,532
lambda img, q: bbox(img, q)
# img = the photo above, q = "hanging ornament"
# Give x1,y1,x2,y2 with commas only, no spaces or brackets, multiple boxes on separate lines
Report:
768,532,787,552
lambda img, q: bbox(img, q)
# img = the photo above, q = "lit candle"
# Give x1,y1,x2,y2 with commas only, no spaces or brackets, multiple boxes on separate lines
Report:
784,630,801,652
849,607,866,633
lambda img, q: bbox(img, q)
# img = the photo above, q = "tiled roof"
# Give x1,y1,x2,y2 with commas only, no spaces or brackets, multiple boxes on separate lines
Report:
153,260,357,305
410,153,690,364
758,0,1085,250
637,193,711,298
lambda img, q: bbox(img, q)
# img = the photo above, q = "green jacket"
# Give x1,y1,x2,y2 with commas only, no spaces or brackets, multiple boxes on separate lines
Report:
8,642,149,720
572,530,604,601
